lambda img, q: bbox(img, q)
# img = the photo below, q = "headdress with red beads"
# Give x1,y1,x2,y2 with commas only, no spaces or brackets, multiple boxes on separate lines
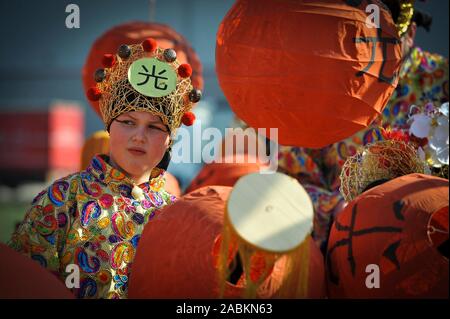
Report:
86,38,201,139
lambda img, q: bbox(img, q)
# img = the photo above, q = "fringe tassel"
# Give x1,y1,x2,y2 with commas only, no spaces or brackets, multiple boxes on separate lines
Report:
217,215,310,298
275,236,310,298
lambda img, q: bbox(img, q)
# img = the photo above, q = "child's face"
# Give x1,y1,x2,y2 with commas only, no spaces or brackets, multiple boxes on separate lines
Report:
109,111,170,180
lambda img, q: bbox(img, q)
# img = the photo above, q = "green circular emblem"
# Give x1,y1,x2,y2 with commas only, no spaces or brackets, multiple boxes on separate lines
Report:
128,58,177,98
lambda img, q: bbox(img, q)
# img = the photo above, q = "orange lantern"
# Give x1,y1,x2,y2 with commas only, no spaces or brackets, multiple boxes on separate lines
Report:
80,130,110,170
185,134,270,193
128,186,325,298
83,21,203,118
326,173,448,298
216,0,402,147
184,158,268,194
0,244,74,298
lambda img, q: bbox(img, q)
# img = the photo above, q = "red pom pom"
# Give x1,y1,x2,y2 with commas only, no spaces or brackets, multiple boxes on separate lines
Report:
102,54,116,68
381,127,410,143
86,87,102,101
181,112,196,126
178,64,192,78
142,38,157,52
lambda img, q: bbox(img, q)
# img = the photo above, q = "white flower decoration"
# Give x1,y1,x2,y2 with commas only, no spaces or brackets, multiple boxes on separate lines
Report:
409,102,449,167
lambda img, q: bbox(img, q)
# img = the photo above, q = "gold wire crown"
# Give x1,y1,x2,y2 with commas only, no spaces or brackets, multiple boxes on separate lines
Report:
86,39,201,137
396,0,415,36
340,139,426,202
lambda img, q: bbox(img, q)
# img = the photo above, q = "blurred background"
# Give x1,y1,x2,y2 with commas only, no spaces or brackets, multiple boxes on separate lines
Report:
0,0,448,243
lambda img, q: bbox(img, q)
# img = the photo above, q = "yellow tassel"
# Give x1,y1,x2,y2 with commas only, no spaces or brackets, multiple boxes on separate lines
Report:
217,212,310,299
217,221,232,298
275,236,310,298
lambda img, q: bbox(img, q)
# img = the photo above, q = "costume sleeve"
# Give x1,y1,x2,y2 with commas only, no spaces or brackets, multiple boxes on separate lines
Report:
278,144,341,191
8,179,75,274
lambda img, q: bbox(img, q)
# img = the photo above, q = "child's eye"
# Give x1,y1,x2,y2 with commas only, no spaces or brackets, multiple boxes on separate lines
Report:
118,120,134,126
149,125,166,132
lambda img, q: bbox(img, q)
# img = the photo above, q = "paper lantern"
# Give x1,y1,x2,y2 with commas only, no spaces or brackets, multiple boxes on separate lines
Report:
0,244,74,299
128,185,326,298
326,173,448,298
185,134,270,193
221,172,326,298
184,159,267,194
216,0,402,147
83,21,203,118
80,130,110,170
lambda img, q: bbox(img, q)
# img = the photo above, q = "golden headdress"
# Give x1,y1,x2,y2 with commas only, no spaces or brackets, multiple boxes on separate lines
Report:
396,0,415,36
340,129,427,202
86,38,201,138
382,0,416,36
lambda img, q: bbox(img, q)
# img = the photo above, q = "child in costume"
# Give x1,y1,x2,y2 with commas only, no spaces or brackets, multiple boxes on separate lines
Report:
8,38,201,299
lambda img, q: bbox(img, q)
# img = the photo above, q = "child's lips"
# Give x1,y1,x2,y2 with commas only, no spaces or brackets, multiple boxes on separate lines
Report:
128,148,146,156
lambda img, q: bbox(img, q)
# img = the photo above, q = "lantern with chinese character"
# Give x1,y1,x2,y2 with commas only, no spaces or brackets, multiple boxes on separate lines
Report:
326,173,448,298
83,21,203,118
216,0,402,147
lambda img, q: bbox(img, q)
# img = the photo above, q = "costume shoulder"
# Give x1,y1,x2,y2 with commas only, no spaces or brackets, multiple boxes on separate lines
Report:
34,172,80,206
424,50,448,67
160,188,178,205
419,48,449,75
7,172,81,272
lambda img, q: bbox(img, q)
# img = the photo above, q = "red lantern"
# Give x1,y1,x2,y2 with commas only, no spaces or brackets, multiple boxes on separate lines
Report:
128,186,326,298
0,244,74,298
184,158,267,194
216,0,401,147
185,134,271,193
326,173,448,298
83,21,203,118
80,130,110,170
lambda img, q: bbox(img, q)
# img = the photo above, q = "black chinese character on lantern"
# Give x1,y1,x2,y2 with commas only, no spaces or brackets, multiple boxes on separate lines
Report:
326,200,405,285
137,65,168,90
354,28,400,84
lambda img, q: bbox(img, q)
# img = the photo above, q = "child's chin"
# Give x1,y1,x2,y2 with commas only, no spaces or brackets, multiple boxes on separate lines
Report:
125,163,151,176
